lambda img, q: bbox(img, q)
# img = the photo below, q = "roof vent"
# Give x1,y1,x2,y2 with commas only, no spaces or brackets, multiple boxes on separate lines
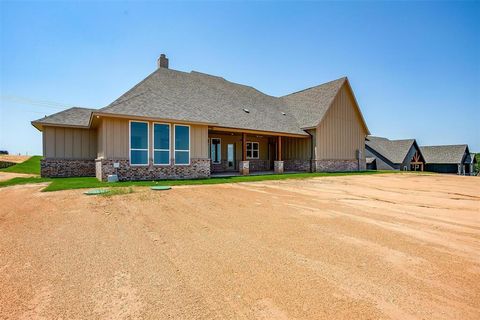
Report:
157,53,169,69
243,108,250,113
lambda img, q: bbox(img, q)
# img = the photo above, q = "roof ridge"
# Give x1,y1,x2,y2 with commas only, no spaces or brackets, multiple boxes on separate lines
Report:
190,70,225,81
281,76,347,98
421,144,467,148
190,69,280,99
33,106,92,121
69,106,96,111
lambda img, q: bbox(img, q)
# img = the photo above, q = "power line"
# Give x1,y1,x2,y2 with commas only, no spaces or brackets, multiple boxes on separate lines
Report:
0,95,88,110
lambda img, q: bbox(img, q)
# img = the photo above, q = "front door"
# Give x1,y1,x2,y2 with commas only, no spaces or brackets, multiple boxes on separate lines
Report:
227,144,235,170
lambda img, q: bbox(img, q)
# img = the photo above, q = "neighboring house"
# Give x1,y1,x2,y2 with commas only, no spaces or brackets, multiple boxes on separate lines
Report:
365,136,425,171
32,54,370,181
420,144,476,175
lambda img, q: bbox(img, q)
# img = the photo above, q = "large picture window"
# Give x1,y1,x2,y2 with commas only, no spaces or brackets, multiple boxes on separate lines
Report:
211,138,221,164
153,123,170,165
247,142,259,159
174,124,190,165
130,121,149,165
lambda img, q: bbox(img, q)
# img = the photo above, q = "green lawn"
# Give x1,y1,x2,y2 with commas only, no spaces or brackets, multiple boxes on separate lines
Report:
0,156,42,174
0,170,414,192
0,176,51,188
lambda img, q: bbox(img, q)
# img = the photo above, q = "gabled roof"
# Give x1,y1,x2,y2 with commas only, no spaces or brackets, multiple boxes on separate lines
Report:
365,136,417,164
420,145,469,164
32,107,94,130
464,153,475,164
97,68,307,136
31,66,369,137
281,77,369,134
281,77,346,129
366,157,376,165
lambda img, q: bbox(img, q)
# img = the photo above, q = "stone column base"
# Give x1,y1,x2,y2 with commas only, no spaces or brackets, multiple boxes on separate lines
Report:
239,161,249,175
274,161,284,174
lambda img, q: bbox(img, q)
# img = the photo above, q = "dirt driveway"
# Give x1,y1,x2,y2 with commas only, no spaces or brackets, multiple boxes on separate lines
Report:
1,174,479,319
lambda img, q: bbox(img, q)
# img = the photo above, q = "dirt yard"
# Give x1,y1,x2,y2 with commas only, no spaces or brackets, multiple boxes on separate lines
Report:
1,174,479,319
0,155,30,163
0,172,36,182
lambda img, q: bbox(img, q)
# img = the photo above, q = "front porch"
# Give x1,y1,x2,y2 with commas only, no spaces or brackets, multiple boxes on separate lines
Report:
208,128,310,176
211,170,305,178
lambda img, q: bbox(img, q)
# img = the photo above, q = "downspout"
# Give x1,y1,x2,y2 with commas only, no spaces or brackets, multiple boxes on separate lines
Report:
306,130,314,172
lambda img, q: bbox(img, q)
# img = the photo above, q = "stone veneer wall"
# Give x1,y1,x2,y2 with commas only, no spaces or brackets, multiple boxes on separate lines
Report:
211,160,232,173
248,160,270,171
313,159,366,172
283,160,311,172
96,158,210,181
0,161,16,169
41,159,96,178
211,159,270,173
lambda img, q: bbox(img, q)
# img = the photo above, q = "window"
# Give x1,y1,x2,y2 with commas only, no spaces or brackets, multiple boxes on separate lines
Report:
211,138,221,164
153,123,170,165
247,142,259,159
130,121,149,165
174,124,190,165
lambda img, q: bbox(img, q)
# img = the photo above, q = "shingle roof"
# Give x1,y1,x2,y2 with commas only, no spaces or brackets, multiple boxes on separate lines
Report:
31,67,368,137
420,145,468,164
98,68,308,136
32,107,94,129
365,136,416,164
281,77,347,128
366,157,376,164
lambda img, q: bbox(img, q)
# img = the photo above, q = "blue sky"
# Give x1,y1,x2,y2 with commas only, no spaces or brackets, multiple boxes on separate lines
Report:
1,1,479,154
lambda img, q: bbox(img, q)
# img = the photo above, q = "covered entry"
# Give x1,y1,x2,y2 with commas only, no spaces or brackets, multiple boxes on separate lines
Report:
409,151,424,171
208,127,307,175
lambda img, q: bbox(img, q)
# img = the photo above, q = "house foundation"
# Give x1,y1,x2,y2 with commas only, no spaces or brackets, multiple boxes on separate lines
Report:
313,159,366,172
95,158,210,181
41,159,96,178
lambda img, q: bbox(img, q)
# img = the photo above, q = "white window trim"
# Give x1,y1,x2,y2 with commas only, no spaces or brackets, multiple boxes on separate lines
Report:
173,124,190,166
246,141,259,159
129,120,149,166
153,122,171,166
211,138,222,164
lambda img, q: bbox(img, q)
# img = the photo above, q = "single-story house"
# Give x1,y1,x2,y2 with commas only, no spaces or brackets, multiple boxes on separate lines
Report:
32,54,370,181
420,144,476,175
365,136,425,171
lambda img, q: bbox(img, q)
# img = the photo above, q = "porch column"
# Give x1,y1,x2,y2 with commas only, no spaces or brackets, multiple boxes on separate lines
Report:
239,133,249,175
274,136,284,174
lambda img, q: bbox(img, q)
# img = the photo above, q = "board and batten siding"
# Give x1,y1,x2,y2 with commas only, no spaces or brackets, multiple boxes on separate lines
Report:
316,84,367,160
43,126,97,159
282,136,311,160
97,117,209,160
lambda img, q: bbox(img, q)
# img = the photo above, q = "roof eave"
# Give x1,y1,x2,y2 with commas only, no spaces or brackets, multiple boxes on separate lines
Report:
91,111,217,126
344,78,370,135
31,121,91,132
315,78,370,135
208,125,309,138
